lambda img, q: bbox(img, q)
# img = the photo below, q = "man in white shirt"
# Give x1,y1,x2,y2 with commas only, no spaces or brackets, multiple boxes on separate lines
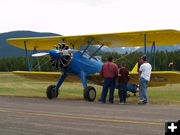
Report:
138,55,152,104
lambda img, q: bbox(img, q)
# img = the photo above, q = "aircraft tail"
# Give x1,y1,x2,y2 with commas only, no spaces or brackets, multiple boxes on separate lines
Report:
131,63,138,73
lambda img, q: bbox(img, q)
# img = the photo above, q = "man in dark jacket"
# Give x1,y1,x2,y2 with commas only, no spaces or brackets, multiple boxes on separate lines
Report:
117,61,130,104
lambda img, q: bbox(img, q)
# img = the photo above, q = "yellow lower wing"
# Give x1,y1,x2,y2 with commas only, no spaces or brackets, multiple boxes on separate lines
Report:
89,71,180,87
13,71,81,82
13,71,180,87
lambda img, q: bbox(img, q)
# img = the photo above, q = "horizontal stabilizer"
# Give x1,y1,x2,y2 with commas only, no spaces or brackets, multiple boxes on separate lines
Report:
131,63,138,73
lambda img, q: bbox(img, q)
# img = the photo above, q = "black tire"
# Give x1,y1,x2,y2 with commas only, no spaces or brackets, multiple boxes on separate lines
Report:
46,85,58,99
83,86,96,102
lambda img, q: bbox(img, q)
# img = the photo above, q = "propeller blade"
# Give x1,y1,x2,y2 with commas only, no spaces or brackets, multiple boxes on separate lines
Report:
68,49,78,53
32,52,49,57
57,49,78,54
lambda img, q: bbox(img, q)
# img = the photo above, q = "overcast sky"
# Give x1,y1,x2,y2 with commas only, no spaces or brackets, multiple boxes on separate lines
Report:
1,0,180,35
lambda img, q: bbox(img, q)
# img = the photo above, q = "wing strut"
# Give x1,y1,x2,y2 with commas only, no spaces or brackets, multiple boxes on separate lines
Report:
144,34,147,54
24,41,44,71
150,41,156,71
80,38,94,57
32,46,41,71
143,35,156,71
24,40,32,71
89,44,104,59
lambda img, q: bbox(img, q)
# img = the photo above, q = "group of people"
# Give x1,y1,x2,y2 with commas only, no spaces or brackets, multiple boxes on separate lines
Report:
100,55,152,105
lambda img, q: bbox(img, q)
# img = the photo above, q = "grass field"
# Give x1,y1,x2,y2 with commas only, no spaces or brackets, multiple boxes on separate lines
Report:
0,72,180,105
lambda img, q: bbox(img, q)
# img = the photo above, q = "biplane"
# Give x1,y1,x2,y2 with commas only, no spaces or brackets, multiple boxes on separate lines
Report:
6,29,180,101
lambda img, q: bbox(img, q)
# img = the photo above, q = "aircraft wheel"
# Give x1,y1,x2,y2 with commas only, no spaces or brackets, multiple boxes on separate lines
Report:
84,86,96,102
46,85,58,99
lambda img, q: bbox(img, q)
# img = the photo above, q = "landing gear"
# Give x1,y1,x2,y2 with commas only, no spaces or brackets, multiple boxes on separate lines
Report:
46,85,59,99
83,86,96,102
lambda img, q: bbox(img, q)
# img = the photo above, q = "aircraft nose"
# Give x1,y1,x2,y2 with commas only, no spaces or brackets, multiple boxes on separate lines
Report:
49,49,61,59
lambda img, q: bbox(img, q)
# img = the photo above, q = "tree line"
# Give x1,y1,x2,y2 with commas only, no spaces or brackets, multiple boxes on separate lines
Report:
100,50,180,71
0,50,179,72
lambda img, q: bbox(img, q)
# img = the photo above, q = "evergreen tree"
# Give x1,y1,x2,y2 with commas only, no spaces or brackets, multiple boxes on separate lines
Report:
0,50,179,72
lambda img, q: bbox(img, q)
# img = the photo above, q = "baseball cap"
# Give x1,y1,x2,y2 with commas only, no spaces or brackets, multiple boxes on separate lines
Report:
140,55,148,61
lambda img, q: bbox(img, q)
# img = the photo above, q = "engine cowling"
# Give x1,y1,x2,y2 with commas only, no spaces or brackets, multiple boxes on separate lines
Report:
49,43,72,69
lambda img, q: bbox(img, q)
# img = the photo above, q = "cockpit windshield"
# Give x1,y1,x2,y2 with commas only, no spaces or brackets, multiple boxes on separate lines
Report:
80,45,103,61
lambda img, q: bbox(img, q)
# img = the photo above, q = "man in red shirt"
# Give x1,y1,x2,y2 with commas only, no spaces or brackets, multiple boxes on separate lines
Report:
100,56,119,104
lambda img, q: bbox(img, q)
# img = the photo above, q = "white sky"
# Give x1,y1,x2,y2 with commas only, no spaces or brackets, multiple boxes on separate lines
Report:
1,0,180,35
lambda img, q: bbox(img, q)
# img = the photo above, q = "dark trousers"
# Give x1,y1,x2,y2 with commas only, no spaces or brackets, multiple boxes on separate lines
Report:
101,78,116,103
118,83,127,103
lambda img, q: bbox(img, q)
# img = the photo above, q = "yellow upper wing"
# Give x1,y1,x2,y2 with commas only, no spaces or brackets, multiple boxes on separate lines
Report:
7,29,180,50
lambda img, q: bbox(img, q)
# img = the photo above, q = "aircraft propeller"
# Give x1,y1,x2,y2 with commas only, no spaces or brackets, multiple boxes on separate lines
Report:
32,43,78,69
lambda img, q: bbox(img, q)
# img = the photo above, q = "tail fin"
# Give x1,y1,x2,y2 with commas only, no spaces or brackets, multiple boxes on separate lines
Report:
131,63,138,73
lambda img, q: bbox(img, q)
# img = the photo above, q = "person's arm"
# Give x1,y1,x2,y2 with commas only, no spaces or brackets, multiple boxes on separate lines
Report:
115,65,119,77
139,65,143,75
137,62,140,72
118,68,121,77
126,69,130,81
100,66,104,78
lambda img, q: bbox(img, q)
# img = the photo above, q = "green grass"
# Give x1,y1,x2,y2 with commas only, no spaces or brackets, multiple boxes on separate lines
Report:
148,86,180,105
0,72,180,105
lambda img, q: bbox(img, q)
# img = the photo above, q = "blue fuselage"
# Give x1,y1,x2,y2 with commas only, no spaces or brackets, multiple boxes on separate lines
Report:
49,49,103,76
49,49,137,92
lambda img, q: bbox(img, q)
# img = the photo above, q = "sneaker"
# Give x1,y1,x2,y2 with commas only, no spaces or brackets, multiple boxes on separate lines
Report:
143,100,148,104
119,102,125,105
138,100,147,105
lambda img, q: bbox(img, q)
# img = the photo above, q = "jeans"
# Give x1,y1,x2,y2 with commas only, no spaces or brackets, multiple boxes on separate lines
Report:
101,78,116,103
118,83,127,103
139,77,148,103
